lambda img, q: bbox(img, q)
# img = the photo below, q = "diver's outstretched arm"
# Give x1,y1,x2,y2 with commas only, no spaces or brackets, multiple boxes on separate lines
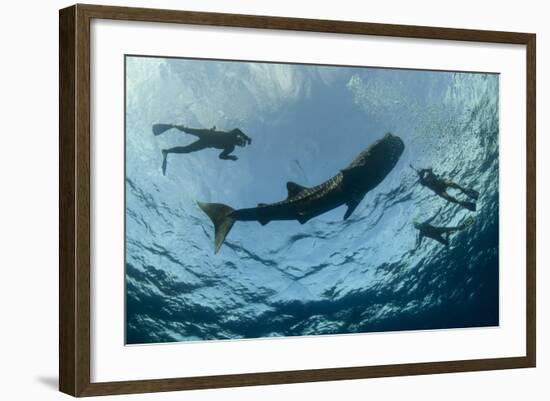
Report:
173,126,210,138
415,233,423,249
219,146,237,161
410,165,423,186
409,164,421,176
241,132,252,144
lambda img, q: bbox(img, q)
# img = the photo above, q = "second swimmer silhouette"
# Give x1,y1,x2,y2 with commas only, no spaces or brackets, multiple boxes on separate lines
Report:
153,124,252,175
413,208,474,249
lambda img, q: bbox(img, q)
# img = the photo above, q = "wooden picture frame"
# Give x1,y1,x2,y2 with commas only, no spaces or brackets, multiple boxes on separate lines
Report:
59,3,536,397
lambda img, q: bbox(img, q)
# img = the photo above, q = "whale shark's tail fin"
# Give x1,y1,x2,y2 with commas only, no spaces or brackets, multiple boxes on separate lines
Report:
197,202,236,253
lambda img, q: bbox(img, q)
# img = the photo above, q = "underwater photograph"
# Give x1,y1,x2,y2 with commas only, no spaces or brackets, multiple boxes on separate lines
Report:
125,55,499,345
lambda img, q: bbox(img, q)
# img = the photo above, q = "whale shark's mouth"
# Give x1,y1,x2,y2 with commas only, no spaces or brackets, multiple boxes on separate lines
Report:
383,133,405,161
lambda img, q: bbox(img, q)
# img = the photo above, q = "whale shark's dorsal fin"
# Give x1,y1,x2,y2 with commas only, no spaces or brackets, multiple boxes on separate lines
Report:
286,181,308,199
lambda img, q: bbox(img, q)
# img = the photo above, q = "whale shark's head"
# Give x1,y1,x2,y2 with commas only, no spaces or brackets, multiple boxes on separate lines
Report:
343,133,405,191
348,133,405,170
377,132,405,165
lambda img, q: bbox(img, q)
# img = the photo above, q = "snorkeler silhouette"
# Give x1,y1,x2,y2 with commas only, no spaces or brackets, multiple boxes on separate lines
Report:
410,165,479,211
153,124,252,175
413,209,474,248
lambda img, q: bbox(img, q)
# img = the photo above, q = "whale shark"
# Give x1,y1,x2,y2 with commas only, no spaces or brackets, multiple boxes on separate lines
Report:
198,133,405,253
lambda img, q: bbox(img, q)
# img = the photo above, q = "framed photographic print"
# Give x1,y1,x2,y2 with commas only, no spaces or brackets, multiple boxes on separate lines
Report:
59,4,536,397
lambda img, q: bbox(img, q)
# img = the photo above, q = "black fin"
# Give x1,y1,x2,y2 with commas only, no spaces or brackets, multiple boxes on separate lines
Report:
197,202,236,253
257,203,268,207
343,199,361,220
152,123,174,136
464,188,480,200
286,181,307,199
297,213,311,225
461,201,476,212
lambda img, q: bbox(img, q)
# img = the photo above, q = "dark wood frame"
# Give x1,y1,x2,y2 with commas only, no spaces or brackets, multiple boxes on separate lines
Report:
59,3,536,397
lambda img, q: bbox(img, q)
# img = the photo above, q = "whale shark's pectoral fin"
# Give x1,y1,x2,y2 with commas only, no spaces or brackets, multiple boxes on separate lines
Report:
297,212,312,225
343,199,361,220
286,181,308,199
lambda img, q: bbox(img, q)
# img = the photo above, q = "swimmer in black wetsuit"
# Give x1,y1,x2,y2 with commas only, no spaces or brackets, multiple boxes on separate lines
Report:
413,209,474,248
153,124,252,175
410,165,479,211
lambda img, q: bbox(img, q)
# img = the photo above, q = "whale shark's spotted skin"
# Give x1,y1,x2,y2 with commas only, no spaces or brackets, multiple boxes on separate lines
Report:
262,174,343,207
237,173,346,225
198,133,405,252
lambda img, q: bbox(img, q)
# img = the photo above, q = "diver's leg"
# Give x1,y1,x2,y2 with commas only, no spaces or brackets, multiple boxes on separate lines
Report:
439,191,460,206
219,146,237,161
432,234,449,246
446,182,463,191
174,126,209,139
438,227,462,246
439,191,476,212
161,141,207,175
447,181,479,200
165,141,207,155
440,226,461,234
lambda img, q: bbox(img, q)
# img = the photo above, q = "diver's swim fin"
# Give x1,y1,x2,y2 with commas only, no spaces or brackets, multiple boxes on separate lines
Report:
153,123,174,136
464,188,480,200
197,202,236,253
161,150,168,176
460,201,476,212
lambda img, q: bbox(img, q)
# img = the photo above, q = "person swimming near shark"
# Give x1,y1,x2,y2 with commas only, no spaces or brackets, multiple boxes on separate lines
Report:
152,124,252,175
413,209,474,248
410,165,479,211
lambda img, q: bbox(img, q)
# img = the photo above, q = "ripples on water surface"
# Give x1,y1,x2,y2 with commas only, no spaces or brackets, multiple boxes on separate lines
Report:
125,56,499,344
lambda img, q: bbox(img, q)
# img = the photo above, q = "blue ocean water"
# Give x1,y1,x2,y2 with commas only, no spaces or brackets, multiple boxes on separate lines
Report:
125,56,499,344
